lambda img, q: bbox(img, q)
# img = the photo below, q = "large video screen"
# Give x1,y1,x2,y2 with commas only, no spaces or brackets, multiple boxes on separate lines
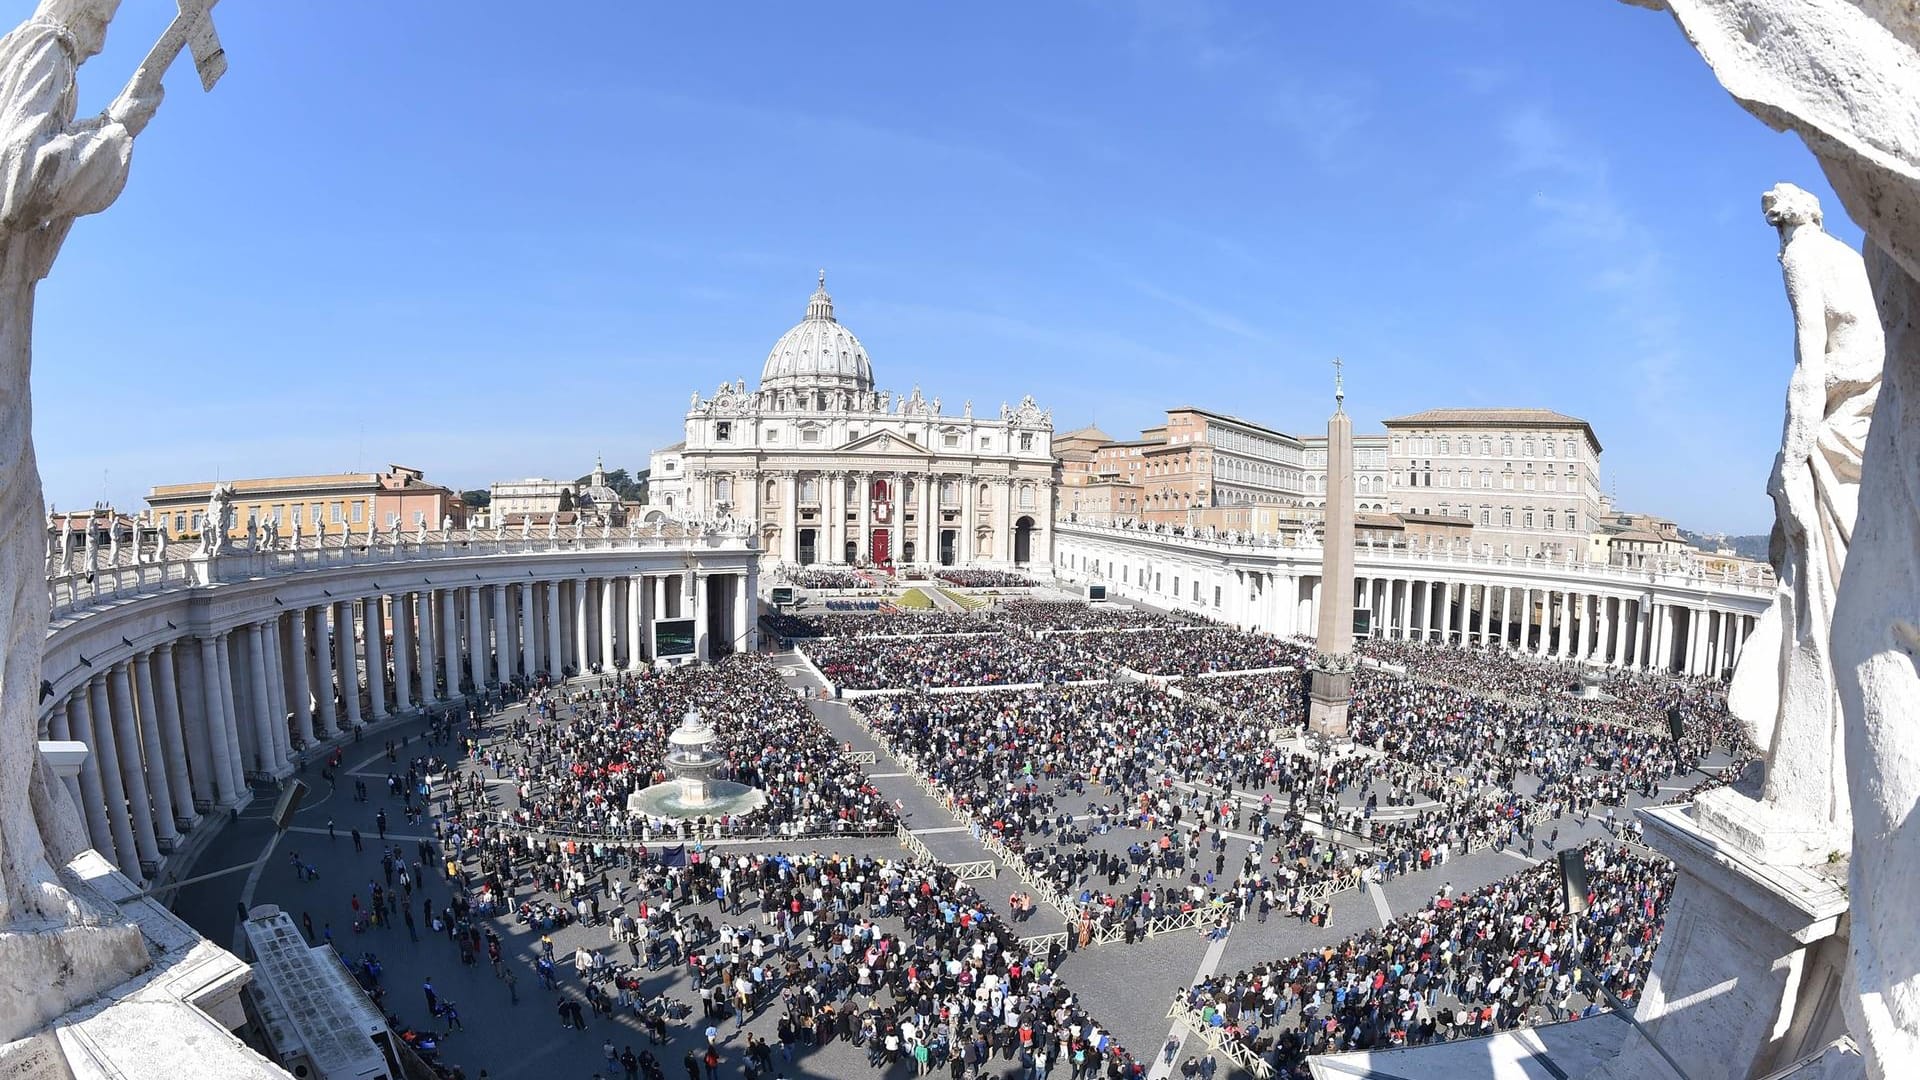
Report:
654,617,696,657
1352,608,1372,638
770,586,795,606
1087,584,1107,602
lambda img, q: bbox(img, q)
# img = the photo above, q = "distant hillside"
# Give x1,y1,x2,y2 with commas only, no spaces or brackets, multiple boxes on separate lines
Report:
1680,528,1768,562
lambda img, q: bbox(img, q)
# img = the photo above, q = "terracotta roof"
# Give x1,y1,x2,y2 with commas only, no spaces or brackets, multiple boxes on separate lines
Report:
1167,405,1302,443
1355,512,1404,528
1397,512,1472,526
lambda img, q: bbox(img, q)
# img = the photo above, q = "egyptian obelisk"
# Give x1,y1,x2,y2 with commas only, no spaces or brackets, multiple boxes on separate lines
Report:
1308,360,1355,739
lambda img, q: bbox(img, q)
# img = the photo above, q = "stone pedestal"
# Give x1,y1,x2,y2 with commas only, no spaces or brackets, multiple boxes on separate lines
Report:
1307,666,1351,739
1592,804,1853,1080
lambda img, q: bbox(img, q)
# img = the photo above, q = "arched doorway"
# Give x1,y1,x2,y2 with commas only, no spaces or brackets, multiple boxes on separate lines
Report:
1013,516,1035,565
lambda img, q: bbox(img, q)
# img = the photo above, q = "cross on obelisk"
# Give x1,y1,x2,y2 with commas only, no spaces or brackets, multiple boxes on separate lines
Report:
1308,356,1356,740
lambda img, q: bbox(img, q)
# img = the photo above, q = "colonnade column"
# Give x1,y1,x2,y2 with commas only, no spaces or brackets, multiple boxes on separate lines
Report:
68,688,114,866
365,598,388,720
196,636,237,803
544,581,563,676
519,585,539,677
459,586,479,690
45,701,82,829
88,675,139,874
151,643,198,829
439,589,459,695
246,622,278,776
624,577,643,668
336,601,362,728
107,662,159,870
692,574,709,661
287,607,315,743
493,584,513,681
393,594,415,713
572,579,589,673
1397,579,1413,642
130,652,180,849
599,578,616,669
1556,591,1572,659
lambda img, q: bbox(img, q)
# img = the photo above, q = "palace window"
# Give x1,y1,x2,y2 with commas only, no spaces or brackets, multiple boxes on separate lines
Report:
1543,441,1555,457
1524,512,1534,528
330,502,343,523
1521,438,1534,456
1480,437,1493,456
1503,510,1513,526
1480,509,1491,526
799,478,818,502
1502,438,1514,456
1480,469,1492,489
1564,438,1578,458
715,421,732,442
765,427,779,442
801,428,821,444
1567,514,1581,531
944,433,960,448
1019,433,1034,451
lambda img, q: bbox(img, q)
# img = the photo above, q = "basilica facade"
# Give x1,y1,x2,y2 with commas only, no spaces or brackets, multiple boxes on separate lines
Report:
648,274,1057,570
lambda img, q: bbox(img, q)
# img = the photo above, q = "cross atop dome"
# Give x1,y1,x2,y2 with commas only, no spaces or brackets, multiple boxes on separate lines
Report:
807,269,835,322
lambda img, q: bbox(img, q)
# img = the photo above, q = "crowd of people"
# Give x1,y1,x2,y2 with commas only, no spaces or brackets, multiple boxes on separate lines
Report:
780,568,874,590
805,634,1106,691
1056,629,1312,678
1180,842,1674,1073
766,610,995,640
934,569,1035,588
992,600,1204,632
477,658,897,840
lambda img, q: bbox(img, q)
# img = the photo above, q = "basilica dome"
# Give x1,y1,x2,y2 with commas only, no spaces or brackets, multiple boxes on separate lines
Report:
758,271,875,394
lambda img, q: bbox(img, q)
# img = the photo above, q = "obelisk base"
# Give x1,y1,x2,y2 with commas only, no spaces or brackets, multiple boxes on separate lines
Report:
1307,666,1352,739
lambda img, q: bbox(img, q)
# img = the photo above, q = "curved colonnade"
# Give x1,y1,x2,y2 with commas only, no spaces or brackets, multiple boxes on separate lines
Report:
36,528,759,882
1054,520,1772,675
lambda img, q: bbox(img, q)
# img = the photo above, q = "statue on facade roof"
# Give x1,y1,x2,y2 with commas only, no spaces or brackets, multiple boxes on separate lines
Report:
200,483,234,556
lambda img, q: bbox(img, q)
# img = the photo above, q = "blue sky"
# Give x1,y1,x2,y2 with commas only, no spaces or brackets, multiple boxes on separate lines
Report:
33,1,1851,535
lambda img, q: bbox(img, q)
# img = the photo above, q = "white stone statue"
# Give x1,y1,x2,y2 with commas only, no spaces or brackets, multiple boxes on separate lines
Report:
0,0,186,1030
199,481,234,555
1714,183,1880,859
546,514,558,538
1627,3,1920,1074
520,514,531,539
440,514,452,531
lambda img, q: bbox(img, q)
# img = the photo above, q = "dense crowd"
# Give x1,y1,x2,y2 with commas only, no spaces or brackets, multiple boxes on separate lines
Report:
767,610,996,640
780,568,873,589
805,634,1106,690
935,569,1035,588
1057,629,1312,678
992,600,1205,632
479,658,897,839
1179,672,1310,728
1180,843,1673,1072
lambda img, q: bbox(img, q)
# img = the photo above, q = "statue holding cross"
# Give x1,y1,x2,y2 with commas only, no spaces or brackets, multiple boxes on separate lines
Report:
0,0,226,951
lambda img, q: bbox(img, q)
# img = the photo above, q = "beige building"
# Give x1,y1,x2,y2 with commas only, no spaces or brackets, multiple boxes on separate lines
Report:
488,459,629,528
1383,408,1603,561
147,464,467,541
649,274,1057,568
1300,432,1390,517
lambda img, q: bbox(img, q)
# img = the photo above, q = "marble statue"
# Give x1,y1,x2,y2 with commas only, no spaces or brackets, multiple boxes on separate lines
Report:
199,482,233,555
440,514,452,531
0,0,189,1036
1625,2,1920,1074
520,515,530,539
1719,184,1880,858
546,514,558,539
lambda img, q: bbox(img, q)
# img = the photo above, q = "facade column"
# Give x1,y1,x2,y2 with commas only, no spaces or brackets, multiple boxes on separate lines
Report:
779,473,798,564
439,589,460,694
493,583,514,681
108,662,160,869
67,692,112,862
246,623,279,776
995,480,1014,563
287,607,315,743
88,675,139,874
364,598,388,720
467,585,487,689
392,594,414,713
856,473,873,564
960,475,977,564
150,644,198,829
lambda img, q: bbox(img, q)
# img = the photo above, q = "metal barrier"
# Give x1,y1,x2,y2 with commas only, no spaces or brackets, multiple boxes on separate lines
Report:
949,860,998,880
844,750,877,765
1165,999,1274,1079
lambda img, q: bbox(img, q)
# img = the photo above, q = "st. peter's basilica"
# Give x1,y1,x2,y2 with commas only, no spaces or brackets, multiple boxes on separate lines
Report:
648,273,1057,570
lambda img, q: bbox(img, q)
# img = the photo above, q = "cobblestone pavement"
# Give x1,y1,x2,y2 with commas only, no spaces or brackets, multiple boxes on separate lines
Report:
167,650,1726,1080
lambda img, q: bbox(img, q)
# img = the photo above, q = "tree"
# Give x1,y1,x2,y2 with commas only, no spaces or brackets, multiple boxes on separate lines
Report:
459,488,491,508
